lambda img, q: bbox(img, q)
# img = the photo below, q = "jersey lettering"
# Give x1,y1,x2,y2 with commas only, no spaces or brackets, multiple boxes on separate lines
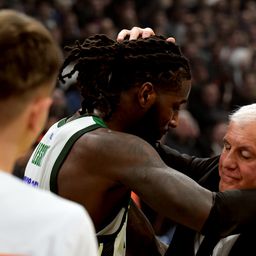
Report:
31,142,50,167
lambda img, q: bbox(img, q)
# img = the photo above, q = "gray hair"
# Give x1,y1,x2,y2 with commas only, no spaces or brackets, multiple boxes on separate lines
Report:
229,103,256,124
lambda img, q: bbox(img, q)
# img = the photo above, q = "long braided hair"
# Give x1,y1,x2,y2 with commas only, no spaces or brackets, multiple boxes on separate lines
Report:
59,34,191,120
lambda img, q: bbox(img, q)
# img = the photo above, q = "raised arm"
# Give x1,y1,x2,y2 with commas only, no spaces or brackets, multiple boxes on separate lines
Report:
82,128,256,237
84,129,213,231
155,143,220,183
116,136,256,237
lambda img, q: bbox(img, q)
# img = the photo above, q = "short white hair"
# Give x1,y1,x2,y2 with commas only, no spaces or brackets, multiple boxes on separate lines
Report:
229,104,256,124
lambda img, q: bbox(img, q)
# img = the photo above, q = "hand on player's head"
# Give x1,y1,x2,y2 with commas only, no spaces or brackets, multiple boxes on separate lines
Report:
117,26,175,43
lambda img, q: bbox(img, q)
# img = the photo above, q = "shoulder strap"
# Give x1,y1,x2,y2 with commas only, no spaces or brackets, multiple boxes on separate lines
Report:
50,117,106,193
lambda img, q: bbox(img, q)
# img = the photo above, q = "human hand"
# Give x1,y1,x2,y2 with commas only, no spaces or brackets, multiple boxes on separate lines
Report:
117,26,175,43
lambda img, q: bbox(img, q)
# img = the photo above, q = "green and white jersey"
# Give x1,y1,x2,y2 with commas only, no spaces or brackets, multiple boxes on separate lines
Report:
24,115,106,192
24,115,128,256
97,206,128,256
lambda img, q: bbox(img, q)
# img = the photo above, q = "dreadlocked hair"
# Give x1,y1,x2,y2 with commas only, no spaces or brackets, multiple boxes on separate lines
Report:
59,34,191,120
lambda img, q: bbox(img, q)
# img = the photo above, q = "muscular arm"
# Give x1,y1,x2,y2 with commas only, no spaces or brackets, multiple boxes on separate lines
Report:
83,128,213,231
66,128,256,237
155,143,220,182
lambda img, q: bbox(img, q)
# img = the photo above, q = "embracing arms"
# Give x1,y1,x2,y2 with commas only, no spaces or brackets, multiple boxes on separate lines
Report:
83,129,213,231
114,26,256,238
84,128,256,236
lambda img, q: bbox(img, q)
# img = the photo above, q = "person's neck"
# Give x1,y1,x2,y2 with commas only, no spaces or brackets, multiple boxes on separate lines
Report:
93,109,143,136
106,118,143,136
105,119,127,133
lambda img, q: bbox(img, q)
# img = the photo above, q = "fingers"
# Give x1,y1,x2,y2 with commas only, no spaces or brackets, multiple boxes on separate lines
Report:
117,29,131,42
128,27,144,40
116,26,176,44
141,27,155,39
166,37,176,43
117,27,155,42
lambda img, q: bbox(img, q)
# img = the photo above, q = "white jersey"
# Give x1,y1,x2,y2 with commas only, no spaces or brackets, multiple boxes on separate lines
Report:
24,115,128,256
0,171,98,256
24,115,106,192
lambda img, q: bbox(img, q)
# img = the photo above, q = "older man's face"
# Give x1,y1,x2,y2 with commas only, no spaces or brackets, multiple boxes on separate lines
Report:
219,121,256,192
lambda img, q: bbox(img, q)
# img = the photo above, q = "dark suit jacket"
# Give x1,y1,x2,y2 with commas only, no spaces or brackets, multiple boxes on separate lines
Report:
156,143,255,256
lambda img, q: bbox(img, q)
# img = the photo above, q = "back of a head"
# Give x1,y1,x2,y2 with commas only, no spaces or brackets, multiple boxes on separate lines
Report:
60,34,191,119
0,10,62,122
229,103,256,126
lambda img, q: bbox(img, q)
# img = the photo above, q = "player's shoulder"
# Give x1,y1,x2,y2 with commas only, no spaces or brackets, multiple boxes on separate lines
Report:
76,127,150,159
81,127,148,147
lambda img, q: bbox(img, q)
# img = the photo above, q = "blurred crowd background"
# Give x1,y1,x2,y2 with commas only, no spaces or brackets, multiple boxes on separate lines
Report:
5,0,256,158
8,0,256,243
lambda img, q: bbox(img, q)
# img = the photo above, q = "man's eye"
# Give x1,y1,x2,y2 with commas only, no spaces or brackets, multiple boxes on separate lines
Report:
223,141,231,150
240,150,251,159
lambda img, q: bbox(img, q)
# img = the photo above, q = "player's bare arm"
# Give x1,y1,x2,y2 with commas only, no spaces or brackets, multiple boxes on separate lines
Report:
67,128,213,232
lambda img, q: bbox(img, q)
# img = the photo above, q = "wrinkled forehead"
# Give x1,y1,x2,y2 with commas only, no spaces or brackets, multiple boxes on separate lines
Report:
226,121,256,143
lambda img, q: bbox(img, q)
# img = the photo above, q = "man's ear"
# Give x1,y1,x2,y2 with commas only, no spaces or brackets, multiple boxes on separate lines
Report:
27,96,52,134
138,82,157,109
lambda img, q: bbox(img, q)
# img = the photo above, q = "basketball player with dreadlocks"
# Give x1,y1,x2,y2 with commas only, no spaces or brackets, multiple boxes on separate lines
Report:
24,35,192,255
24,34,256,256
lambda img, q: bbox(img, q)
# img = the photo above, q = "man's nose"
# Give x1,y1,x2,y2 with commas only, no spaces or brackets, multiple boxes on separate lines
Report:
169,114,178,128
222,151,237,169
